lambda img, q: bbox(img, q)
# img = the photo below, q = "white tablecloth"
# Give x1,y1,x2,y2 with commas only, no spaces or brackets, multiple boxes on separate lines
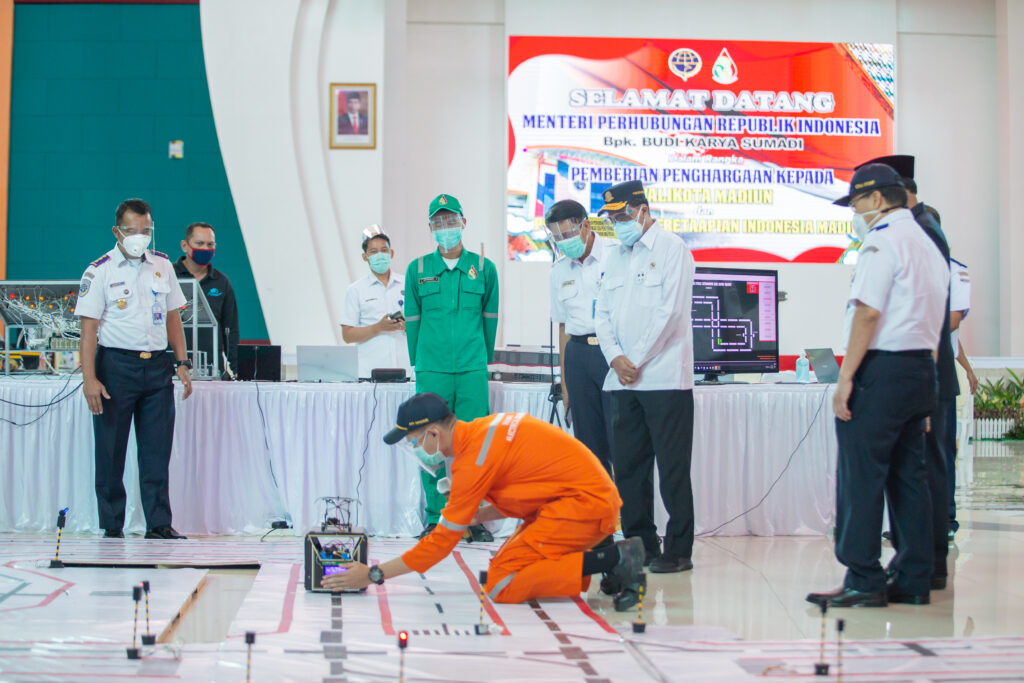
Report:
0,378,836,537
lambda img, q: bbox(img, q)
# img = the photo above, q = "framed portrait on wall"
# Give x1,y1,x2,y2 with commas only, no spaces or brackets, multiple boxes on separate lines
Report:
330,83,376,149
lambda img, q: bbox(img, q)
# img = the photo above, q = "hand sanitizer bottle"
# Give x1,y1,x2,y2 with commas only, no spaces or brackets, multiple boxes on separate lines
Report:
795,351,811,383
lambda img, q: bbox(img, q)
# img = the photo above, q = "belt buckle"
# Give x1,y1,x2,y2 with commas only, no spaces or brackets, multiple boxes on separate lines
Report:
587,336,600,346
140,351,152,359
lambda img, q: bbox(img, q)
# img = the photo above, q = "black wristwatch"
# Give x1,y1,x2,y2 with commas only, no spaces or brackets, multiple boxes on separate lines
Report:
175,359,193,369
368,565,385,585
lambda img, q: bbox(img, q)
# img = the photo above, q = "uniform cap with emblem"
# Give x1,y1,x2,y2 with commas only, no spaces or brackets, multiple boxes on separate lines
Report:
383,392,453,444
428,193,464,218
833,163,905,207
597,180,648,215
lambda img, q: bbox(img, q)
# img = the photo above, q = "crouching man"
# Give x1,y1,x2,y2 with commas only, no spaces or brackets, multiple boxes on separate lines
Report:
323,392,645,610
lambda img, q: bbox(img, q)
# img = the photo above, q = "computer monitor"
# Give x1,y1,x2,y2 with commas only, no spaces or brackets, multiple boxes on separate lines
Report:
692,267,779,381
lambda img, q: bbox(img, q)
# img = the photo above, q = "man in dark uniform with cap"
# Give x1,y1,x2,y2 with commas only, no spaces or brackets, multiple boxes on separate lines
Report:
76,198,193,539
863,155,954,589
807,165,948,607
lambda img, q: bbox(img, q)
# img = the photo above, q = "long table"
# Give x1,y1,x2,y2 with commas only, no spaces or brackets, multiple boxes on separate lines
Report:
0,378,836,537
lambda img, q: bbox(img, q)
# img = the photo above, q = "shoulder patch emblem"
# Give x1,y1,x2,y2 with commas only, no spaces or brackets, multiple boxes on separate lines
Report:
90,255,110,268
79,279,91,296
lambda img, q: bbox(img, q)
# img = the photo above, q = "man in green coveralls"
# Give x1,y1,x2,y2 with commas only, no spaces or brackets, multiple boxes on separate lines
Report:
405,193,499,541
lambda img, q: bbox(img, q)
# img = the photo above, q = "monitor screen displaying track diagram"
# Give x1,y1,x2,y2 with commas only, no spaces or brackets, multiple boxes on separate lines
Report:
692,267,779,376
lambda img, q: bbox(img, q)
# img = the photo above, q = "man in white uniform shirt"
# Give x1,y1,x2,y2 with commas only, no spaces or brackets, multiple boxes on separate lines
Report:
807,164,948,608
547,199,616,475
594,180,697,574
341,226,411,378
75,198,193,540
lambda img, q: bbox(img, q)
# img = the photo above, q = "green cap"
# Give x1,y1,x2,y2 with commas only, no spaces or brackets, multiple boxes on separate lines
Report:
428,193,463,218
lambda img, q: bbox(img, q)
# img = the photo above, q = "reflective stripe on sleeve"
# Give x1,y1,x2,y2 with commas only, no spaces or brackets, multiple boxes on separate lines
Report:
405,315,421,321
488,572,516,600
439,515,469,533
476,413,504,466
483,312,499,319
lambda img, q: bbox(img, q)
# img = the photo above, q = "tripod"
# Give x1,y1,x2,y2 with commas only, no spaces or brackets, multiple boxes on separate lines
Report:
547,319,567,428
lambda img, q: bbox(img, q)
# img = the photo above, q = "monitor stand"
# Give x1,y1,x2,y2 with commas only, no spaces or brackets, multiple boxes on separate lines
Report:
696,372,749,386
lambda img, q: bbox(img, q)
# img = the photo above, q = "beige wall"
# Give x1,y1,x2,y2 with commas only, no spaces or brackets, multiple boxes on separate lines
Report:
202,0,1013,356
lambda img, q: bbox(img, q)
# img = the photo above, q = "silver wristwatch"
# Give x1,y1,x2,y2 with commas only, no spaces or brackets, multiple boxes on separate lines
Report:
368,565,385,585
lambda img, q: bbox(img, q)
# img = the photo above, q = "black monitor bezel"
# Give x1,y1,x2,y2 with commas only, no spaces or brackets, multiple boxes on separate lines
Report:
692,266,780,376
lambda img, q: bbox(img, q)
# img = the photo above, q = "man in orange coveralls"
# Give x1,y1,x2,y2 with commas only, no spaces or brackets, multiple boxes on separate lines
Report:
322,392,647,610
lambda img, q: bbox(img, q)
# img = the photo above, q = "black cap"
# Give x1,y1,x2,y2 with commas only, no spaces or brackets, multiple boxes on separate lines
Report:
858,154,914,180
833,163,905,206
598,180,647,214
382,392,452,445
544,199,587,224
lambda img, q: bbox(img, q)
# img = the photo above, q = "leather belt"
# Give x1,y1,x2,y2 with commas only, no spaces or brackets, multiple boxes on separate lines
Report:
569,334,600,346
102,346,163,360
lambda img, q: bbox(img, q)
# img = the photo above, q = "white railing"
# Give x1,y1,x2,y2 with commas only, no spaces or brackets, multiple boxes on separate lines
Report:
972,418,1017,440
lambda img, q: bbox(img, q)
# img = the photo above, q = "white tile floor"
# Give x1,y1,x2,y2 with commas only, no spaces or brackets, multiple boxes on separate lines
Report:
1,445,1022,681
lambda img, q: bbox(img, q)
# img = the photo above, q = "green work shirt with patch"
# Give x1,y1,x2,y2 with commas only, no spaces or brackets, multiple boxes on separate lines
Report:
404,248,499,373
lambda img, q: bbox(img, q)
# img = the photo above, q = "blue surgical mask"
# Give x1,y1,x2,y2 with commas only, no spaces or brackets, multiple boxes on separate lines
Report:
432,227,462,250
613,220,643,247
411,433,444,472
368,252,391,274
556,235,586,259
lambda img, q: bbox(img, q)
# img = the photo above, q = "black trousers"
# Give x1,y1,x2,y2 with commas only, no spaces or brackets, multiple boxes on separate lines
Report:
93,348,176,531
888,396,951,579
610,389,694,560
563,338,614,474
835,353,935,595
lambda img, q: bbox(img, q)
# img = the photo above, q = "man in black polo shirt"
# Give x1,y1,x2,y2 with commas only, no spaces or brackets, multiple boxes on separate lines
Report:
173,222,239,379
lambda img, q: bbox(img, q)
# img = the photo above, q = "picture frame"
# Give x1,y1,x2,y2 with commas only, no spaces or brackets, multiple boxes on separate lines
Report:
329,83,376,150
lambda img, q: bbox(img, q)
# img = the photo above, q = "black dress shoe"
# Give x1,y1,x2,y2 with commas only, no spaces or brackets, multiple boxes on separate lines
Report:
417,523,437,539
888,586,929,604
468,525,493,543
103,529,124,538
599,572,623,596
931,576,947,590
649,555,693,574
145,526,187,540
806,586,888,608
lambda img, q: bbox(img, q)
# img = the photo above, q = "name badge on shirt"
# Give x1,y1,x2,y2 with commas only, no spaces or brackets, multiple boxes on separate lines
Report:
152,291,164,325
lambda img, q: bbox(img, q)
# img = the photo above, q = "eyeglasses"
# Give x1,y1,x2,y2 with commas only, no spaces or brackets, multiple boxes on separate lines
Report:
429,215,463,230
607,208,640,224
117,225,154,237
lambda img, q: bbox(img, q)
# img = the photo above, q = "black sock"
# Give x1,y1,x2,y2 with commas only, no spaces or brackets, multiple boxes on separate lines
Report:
581,545,620,576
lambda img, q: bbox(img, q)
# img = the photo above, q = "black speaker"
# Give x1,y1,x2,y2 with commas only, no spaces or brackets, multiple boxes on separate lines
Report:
236,344,281,381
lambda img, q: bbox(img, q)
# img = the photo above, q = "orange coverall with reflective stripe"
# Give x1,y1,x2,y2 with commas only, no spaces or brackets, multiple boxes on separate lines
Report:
401,412,621,603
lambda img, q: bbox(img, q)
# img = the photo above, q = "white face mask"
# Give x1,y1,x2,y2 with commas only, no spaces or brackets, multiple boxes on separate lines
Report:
851,208,882,242
119,229,152,258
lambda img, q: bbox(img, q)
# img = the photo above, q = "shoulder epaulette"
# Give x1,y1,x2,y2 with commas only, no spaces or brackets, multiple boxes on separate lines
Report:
950,257,968,269
89,254,110,268
150,250,169,260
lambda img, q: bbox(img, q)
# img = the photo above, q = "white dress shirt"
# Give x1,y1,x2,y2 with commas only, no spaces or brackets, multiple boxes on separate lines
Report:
949,258,971,353
74,246,186,352
549,234,617,336
844,208,949,351
341,271,411,377
594,222,696,391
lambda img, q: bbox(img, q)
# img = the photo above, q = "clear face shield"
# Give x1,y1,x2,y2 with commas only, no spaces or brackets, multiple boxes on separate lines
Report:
400,428,446,475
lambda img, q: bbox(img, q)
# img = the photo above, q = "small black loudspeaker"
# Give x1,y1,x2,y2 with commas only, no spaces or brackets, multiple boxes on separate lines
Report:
236,345,281,382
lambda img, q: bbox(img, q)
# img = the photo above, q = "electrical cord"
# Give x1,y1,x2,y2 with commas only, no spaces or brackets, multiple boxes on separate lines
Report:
353,382,378,526
696,384,832,537
0,368,83,427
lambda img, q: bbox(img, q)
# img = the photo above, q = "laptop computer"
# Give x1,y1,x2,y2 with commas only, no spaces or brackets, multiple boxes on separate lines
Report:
297,346,360,382
805,348,840,383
